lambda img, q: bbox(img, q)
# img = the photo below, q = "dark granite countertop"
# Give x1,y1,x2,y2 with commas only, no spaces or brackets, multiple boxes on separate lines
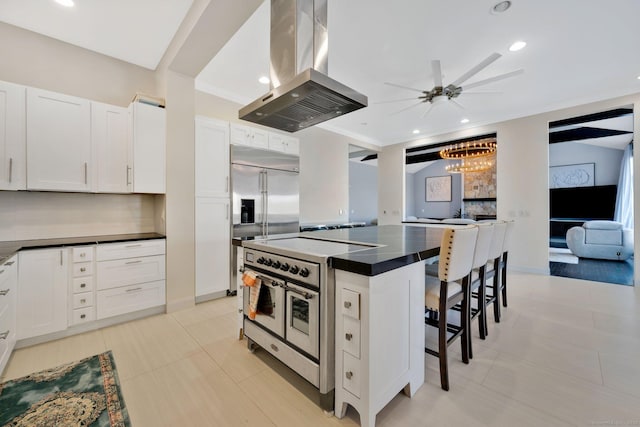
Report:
234,225,444,276
0,232,166,263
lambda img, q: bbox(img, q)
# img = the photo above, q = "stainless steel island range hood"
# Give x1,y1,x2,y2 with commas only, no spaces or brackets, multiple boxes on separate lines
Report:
239,0,367,133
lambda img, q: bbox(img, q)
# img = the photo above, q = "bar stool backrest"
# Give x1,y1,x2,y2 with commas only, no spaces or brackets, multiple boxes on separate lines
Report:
472,222,495,270
487,221,508,261
502,220,515,253
438,225,479,283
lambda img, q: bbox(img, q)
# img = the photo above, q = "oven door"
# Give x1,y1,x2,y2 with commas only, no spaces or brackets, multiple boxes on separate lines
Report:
285,282,319,359
243,271,285,338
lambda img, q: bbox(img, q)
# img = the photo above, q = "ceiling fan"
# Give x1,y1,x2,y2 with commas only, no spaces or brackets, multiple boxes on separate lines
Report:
382,52,524,117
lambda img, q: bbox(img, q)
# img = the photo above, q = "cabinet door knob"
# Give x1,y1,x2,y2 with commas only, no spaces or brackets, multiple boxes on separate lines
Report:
344,301,352,309
80,314,86,319
0,330,9,340
345,333,353,341
80,267,86,272
80,299,86,303
0,289,9,296
80,253,86,258
345,371,353,380
80,283,86,288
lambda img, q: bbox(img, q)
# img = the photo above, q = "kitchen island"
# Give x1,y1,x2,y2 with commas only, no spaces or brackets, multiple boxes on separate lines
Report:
237,225,445,427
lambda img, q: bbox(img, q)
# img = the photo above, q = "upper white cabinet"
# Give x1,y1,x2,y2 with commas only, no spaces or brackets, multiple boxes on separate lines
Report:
230,123,268,149
195,116,230,198
17,248,68,340
0,81,26,190
92,102,130,193
130,102,166,194
268,133,299,155
26,88,91,192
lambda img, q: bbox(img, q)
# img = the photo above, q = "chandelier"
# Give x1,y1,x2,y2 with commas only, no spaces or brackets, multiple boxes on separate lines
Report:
439,138,496,173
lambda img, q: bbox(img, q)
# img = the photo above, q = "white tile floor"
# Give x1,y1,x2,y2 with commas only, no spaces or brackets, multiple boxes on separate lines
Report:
3,272,640,426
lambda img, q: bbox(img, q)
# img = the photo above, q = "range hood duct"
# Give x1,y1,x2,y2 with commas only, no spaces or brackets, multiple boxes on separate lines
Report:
239,0,367,133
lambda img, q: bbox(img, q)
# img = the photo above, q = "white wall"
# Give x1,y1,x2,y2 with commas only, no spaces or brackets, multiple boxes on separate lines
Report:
349,161,378,224
380,93,640,282
549,142,623,186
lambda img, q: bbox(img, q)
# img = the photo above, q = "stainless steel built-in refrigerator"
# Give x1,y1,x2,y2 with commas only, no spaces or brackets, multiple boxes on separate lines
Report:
231,145,300,238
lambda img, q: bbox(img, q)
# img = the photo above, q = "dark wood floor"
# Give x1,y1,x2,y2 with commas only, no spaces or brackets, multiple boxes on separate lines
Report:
550,258,634,286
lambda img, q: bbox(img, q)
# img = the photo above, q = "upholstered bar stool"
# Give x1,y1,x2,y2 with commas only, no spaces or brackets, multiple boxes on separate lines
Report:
483,221,507,323
424,225,478,391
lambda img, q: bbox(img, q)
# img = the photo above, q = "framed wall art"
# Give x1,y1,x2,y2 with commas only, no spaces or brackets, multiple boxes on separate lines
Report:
549,163,595,188
426,175,452,202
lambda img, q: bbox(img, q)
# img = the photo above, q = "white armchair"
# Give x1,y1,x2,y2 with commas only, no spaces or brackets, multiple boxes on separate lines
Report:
566,221,633,261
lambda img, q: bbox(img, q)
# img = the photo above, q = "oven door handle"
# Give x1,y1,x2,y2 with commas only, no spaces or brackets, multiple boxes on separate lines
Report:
280,283,315,300
239,267,284,288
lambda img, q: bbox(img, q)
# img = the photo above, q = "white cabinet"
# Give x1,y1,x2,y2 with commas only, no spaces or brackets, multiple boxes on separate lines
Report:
0,81,26,190
96,239,166,320
92,102,130,193
0,255,18,375
230,123,268,149
195,197,230,298
268,133,299,155
195,116,230,198
17,248,68,340
130,102,166,194
26,88,91,192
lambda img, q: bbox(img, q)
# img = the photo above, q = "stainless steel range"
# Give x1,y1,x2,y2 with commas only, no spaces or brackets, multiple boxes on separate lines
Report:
240,236,373,411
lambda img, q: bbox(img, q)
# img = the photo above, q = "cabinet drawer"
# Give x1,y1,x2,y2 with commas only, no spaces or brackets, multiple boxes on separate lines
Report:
342,315,361,358
342,352,361,398
72,292,93,309
71,307,95,325
96,239,165,261
72,246,94,262
96,280,165,320
341,289,360,319
97,255,165,290
72,261,93,277
72,276,94,293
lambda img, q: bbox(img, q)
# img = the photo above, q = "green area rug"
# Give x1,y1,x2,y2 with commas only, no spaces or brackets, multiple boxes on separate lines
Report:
0,351,130,426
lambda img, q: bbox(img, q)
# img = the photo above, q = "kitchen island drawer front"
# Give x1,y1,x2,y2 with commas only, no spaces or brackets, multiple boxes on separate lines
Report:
96,280,165,320
72,292,93,309
341,289,360,319
96,239,165,261
342,315,361,358
72,261,93,277
71,307,95,325
342,352,361,398
72,247,94,262
72,276,94,293
97,255,165,290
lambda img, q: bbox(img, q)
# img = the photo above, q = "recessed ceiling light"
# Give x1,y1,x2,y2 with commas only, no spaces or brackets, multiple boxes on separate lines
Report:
460,118,470,124
509,41,527,52
55,0,75,7
258,76,270,84
412,129,420,134
491,1,511,14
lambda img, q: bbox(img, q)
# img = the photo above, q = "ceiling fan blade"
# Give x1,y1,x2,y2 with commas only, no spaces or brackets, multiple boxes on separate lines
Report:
461,69,524,91
390,100,425,116
373,97,421,104
459,91,503,95
449,99,465,110
384,82,425,93
450,52,501,87
431,60,443,88
421,103,434,118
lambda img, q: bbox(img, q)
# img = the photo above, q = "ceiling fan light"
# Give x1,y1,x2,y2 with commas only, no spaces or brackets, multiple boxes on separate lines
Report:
509,41,527,52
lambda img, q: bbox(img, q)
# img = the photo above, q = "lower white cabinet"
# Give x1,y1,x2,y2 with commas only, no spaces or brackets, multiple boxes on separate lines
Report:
0,255,18,375
195,197,230,298
69,246,96,327
17,248,68,340
96,255,165,290
97,280,165,320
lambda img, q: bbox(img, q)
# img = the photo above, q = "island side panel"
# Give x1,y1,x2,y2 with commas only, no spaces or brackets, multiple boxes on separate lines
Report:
334,261,425,427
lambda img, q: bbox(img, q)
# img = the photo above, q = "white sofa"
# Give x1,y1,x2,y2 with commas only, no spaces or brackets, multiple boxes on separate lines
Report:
566,221,633,261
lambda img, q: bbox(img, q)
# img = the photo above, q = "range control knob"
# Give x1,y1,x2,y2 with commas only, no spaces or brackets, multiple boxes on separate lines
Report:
257,257,266,264
281,263,290,271
289,265,299,274
265,258,273,266
299,267,310,278
272,260,281,269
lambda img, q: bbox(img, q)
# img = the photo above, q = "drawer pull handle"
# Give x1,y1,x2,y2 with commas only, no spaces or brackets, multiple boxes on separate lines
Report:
80,253,86,258
80,267,86,272
125,244,142,248
0,330,9,340
345,371,353,380
126,287,143,293
4,261,14,266
126,260,142,265
344,301,352,309
80,299,86,304
80,314,86,319
270,344,279,352
0,289,9,296
80,283,86,288
345,333,353,341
